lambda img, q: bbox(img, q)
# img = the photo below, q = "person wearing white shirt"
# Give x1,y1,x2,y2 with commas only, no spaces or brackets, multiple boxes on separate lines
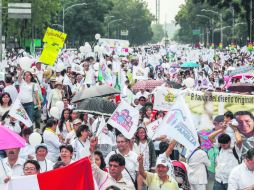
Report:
34,144,54,172
90,137,134,190
228,148,254,190
18,69,41,122
43,119,62,162
105,134,138,185
213,132,242,190
19,128,35,160
0,159,11,186
135,89,150,99
3,148,25,177
83,62,96,86
3,75,18,103
187,147,211,190
71,125,91,161
65,119,82,144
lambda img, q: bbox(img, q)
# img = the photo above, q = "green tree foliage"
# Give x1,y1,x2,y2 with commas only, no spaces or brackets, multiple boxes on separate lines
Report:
3,0,61,47
151,23,164,43
63,0,113,46
108,0,154,45
174,0,249,46
2,0,154,48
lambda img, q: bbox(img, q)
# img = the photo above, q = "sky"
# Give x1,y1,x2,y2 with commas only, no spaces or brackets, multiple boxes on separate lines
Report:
145,0,186,24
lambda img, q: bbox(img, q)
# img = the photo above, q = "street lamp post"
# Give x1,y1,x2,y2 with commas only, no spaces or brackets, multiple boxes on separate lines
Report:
196,14,213,47
108,19,122,38
202,9,223,47
62,3,87,33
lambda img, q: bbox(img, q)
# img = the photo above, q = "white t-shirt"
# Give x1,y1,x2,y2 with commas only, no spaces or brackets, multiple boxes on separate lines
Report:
43,129,61,162
71,138,90,161
105,150,139,182
18,81,38,104
4,85,18,102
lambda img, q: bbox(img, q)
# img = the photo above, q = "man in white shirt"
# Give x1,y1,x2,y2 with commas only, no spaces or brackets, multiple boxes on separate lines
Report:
90,137,134,190
228,148,254,190
213,133,242,190
3,148,25,177
3,75,18,103
105,134,138,185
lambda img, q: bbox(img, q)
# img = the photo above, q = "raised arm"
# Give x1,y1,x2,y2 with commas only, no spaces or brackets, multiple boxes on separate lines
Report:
138,154,147,179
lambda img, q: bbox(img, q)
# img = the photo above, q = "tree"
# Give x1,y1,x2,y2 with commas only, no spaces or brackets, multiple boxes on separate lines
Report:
109,0,154,45
3,0,61,48
151,23,164,43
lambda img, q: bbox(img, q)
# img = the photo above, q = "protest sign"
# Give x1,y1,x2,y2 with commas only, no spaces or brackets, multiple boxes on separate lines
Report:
154,87,254,115
107,101,139,139
9,98,33,127
43,27,67,48
146,118,162,139
155,96,200,151
39,27,67,66
39,44,60,66
227,65,254,76
154,87,254,130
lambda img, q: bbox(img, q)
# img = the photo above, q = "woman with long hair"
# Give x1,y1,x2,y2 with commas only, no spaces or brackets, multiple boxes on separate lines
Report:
94,150,108,172
57,108,72,140
18,69,41,122
0,92,12,118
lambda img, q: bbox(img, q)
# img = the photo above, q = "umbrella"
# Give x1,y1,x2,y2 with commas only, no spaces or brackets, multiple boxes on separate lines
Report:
0,125,26,149
71,85,120,103
227,83,254,92
75,97,117,116
132,79,164,91
180,61,200,68
232,73,253,79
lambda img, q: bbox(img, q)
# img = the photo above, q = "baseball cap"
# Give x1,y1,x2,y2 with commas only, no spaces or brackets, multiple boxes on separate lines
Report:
156,158,169,168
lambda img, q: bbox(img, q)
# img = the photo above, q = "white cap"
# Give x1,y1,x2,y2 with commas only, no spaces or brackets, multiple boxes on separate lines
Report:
156,158,169,168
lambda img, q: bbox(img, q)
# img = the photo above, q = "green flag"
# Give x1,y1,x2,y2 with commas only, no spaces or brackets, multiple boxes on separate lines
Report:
98,64,103,82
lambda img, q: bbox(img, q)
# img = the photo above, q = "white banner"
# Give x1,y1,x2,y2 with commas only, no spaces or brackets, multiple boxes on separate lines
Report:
146,118,162,140
9,98,33,127
155,96,199,151
107,101,139,139
153,87,180,111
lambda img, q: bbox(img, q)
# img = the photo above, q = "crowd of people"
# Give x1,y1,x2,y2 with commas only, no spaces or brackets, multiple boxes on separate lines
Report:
0,43,254,190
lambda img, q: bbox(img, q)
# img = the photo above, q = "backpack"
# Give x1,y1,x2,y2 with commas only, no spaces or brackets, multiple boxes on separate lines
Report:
218,146,241,164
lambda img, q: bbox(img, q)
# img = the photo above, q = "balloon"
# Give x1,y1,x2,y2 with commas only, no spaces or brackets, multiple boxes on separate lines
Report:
50,107,61,120
55,101,64,114
29,132,42,146
95,33,101,40
79,46,86,53
18,57,35,70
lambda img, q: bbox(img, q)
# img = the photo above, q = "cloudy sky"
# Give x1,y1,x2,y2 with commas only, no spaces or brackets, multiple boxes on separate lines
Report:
145,0,186,23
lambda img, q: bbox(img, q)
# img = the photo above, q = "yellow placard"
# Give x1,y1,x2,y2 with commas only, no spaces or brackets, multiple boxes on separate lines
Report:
43,27,67,48
39,44,60,66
